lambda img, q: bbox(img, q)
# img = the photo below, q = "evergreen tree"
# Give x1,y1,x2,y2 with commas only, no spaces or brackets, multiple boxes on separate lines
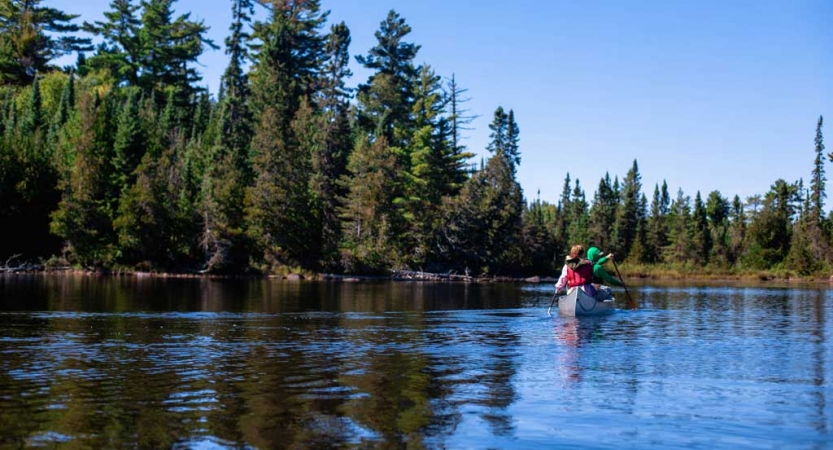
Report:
647,182,670,263
245,0,327,270
51,91,117,266
446,73,476,188
340,136,402,273
706,190,730,266
485,107,521,173
615,159,642,258
111,88,143,199
588,172,617,251
196,0,254,272
811,115,825,222
521,195,556,274
312,21,352,269
0,0,92,85
52,72,74,129
744,179,800,268
355,10,419,147
19,75,42,135
691,191,711,265
82,0,142,86
728,194,745,264
400,65,451,265
551,173,572,258
629,193,649,263
566,179,589,247
441,152,523,275
665,188,692,263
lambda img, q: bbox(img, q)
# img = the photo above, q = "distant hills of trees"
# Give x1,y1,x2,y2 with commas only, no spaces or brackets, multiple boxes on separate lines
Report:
0,0,827,277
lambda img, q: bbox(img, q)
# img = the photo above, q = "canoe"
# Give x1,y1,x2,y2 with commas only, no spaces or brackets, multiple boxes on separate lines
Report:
558,287,615,317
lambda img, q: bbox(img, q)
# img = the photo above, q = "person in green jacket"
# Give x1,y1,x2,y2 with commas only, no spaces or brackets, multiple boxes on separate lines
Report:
587,246,622,300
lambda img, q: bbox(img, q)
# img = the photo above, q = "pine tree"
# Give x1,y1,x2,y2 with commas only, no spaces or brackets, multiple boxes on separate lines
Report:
0,0,92,85
82,0,142,85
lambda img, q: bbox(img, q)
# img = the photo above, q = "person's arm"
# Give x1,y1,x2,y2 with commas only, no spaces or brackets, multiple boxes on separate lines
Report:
594,265,623,286
555,265,569,292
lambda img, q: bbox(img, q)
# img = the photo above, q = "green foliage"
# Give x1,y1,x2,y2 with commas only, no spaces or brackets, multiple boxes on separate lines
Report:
339,136,402,273
0,4,830,279
355,10,419,147
0,0,92,85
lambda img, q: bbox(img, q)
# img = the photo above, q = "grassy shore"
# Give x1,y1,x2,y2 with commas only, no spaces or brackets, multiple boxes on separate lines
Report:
617,262,832,282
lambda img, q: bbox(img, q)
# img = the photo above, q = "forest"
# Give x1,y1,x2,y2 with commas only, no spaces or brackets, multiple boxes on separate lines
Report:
0,0,828,278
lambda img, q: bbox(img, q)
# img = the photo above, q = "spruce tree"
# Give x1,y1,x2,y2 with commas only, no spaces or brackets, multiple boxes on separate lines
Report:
615,159,642,258
665,188,692,263
196,0,254,272
588,172,617,251
355,10,419,148
51,91,117,266
245,0,327,270
728,194,745,263
566,179,589,247
313,21,353,269
691,191,711,265
340,136,402,273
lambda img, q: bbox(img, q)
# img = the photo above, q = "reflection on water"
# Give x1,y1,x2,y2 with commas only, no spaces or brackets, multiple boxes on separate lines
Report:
0,275,831,448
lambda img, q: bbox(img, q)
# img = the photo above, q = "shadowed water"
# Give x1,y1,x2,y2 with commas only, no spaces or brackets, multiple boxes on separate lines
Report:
0,276,831,449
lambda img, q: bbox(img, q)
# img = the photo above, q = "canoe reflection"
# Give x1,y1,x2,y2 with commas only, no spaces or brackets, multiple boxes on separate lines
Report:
553,316,610,384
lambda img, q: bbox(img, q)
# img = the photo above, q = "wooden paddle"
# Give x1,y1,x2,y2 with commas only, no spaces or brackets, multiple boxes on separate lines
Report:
612,259,637,310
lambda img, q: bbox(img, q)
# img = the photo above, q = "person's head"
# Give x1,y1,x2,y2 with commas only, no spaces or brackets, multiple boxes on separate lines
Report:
587,247,602,263
569,244,585,259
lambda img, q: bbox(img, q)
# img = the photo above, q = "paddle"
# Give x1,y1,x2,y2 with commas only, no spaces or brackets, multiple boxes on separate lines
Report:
612,259,636,310
547,289,566,316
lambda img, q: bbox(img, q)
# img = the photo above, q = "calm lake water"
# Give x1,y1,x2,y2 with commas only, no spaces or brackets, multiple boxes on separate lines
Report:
0,275,831,449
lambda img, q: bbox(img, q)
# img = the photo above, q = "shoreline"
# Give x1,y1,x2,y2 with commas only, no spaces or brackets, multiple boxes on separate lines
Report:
1,267,832,285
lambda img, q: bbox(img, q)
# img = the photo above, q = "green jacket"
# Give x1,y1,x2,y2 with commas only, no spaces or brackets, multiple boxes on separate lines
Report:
587,247,623,287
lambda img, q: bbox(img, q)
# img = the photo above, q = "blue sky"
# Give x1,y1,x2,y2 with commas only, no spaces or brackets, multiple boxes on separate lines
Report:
50,0,831,207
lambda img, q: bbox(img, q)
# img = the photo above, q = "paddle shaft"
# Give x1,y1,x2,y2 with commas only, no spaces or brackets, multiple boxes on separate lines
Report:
547,290,565,315
612,259,636,309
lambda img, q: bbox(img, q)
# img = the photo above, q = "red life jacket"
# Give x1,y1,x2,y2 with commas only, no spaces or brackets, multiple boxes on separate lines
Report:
566,262,593,288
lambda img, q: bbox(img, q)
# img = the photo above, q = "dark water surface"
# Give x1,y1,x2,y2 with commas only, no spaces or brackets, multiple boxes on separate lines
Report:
1,276,831,449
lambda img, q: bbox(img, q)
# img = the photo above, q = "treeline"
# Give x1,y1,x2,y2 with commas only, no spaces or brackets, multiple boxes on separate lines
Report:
0,0,827,277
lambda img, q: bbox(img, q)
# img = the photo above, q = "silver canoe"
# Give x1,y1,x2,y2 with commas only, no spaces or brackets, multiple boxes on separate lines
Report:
558,287,615,317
